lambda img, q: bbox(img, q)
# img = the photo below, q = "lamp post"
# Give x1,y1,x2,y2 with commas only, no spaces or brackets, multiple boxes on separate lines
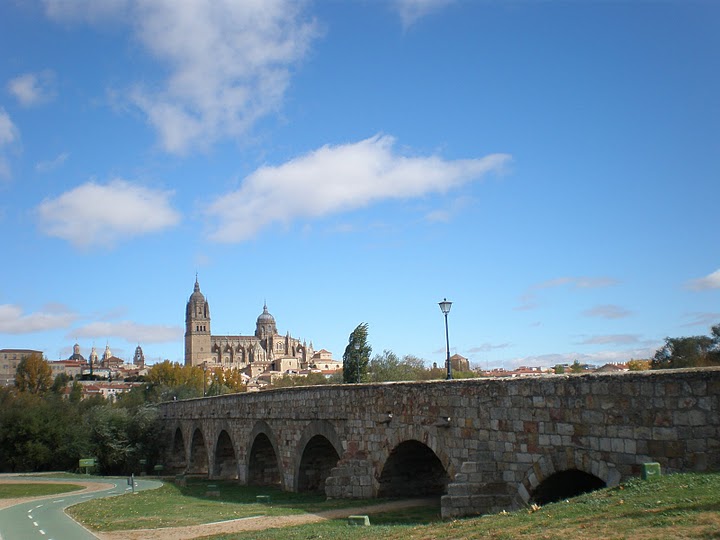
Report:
203,361,207,396
438,298,452,380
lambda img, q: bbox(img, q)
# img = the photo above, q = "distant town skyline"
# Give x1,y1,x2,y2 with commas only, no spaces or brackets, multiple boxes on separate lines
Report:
0,1,718,369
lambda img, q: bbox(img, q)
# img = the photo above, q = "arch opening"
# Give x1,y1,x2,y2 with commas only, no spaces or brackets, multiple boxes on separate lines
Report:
168,428,186,474
213,430,237,479
188,428,209,475
378,440,449,498
297,435,340,493
248,433,281,487
531,469,606,505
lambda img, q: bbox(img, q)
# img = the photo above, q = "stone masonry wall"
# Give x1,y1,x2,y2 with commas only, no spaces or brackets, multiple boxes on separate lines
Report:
159,367,720,518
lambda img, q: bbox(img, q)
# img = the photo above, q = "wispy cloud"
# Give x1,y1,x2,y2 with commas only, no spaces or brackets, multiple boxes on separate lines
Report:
0,108,20,180
505,345,659,370
36,179,180,248
515,276,619,311
681,312,720,328
468,342,512,353
686,269,720,291
0,304,76,333
35,152,69,173
576,334,641,346
394,0,455,29
70,321,182,344
45,1,319,154
424,195,475,224
7,71,56,107
207,134,510,242
582,304,632,319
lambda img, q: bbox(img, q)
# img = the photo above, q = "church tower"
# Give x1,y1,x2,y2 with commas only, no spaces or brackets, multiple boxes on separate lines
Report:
185,277,212,366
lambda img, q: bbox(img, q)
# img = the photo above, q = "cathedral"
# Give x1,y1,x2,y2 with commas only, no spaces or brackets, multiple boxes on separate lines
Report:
184,278,317,374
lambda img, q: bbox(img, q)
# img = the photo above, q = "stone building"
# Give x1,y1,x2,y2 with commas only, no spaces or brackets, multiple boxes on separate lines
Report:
184,278,320,373
0,348,43,386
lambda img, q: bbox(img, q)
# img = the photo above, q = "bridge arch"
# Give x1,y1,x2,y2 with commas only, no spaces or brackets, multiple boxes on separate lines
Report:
378,439,450,498
187,427,209,475
518,451,620,506
294,420,343,493
167,425,187,474
376,423,454,482
247,421,282,487
213,429,238,479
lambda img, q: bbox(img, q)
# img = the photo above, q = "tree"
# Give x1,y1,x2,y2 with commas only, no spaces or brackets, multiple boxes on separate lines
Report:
570,360,584,374
627,359,651,371
554,364,565,375
343,323,371,383
651,325,719,369
368,350,427,382
15,353,53,394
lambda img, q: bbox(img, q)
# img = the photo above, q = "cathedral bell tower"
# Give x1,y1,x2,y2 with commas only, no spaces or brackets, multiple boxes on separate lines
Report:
185,277,212,366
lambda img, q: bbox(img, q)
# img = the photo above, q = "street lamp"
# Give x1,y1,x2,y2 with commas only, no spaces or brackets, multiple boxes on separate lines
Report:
203,361,207,396
438,298,452,380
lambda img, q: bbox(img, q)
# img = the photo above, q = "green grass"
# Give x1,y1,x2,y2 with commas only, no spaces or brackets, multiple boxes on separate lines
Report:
204,472,720,540
0,483,85,498
67,473,720,539
67,479,392,531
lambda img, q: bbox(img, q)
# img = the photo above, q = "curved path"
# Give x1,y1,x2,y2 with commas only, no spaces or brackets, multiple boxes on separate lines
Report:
0,476,161,540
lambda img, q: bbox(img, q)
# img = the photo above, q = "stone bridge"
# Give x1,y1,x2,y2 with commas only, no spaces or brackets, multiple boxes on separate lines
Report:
158,367,720,517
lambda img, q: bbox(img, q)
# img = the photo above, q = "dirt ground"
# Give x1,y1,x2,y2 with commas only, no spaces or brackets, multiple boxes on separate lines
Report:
0,478,433,540
96,498,433,540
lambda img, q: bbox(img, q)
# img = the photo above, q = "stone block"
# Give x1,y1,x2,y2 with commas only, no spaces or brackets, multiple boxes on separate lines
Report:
348,515,370,526
641,462,661,480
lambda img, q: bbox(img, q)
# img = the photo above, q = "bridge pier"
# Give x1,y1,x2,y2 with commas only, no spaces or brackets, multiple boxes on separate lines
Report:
325,458,375,499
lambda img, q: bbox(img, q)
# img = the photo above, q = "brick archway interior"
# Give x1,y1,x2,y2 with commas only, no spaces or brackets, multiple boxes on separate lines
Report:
378,439,449,498
214,430,237,479
297,435,340,493
248,432,281,487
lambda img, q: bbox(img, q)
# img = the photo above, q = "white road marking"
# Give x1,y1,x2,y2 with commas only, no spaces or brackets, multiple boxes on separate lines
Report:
27,515,33,519
33,521,38,527
52,499,64,503
39,530,46,535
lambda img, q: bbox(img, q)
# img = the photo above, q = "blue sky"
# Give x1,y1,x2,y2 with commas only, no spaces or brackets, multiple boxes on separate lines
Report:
1,0,718,369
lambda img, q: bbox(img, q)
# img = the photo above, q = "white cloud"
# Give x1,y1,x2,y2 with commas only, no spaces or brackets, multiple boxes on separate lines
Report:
70,320,182,344
395,0,455,28
682,312,720,328
576,334,641,346
515,276,619,311
36,179,181,248
468,342,512,353
207,134,511,242
7,71,56,107
0,108,19,180
0,304,76,334
35,152,69,173
582,304,632,319
686,269,720,291
45,1,319,154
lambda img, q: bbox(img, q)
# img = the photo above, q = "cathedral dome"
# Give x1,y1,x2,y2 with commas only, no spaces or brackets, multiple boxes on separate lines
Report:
189,278,206,303
257,303,275,325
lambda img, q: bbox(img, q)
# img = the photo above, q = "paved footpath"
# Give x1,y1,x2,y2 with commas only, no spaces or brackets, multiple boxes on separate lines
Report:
0,476,161,540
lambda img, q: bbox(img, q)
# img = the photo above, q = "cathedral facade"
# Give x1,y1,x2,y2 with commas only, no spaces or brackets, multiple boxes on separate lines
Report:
184,279,315,372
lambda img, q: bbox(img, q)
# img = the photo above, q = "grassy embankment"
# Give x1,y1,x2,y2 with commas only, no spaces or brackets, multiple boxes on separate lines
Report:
0,483,84,498
68,472,720,539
